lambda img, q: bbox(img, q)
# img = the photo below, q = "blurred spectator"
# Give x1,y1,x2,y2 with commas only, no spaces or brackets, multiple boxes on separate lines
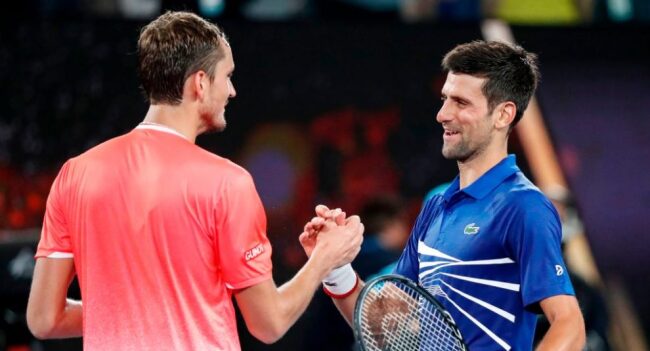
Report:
314,0,401,20
83,0,119,17
594,0,650,22
423,181,451,203
352,195,410,279
484,0,594,24
118,0,161,18
0,166,53,230
400,0,482,22
198,0,225,17
544,185,584,243
98,0,240,19
243,0,311,20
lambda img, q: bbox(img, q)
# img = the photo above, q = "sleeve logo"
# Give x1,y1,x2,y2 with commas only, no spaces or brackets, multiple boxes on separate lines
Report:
555,265,564,276
245,243,265,261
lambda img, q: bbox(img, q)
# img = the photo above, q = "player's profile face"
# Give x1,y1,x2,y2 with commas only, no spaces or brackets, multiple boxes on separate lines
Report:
436,72,496,163
200,39,236,134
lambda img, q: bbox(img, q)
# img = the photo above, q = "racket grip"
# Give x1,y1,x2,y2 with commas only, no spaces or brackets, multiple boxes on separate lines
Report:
322,264,358,298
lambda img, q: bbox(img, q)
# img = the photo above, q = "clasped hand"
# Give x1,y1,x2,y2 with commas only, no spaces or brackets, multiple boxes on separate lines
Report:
298,205,364,272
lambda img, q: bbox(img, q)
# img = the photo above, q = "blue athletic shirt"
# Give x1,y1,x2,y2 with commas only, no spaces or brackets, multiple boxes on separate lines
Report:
394,155,575,350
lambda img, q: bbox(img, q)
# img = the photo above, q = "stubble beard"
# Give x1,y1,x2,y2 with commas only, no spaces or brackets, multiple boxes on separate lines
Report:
199,111,227,134
441,115,494,163
442,140,472,162
441,131,492,164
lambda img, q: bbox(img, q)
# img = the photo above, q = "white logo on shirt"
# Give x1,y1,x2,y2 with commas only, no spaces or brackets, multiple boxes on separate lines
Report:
245,244,265,261
555,265,564,276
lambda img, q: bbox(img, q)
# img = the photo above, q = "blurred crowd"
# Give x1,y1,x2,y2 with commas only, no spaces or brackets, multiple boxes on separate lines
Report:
0,167,53,230
12,0,650,23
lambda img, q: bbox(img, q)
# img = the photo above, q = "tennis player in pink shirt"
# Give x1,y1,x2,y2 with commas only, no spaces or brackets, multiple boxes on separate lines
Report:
26,11,364,350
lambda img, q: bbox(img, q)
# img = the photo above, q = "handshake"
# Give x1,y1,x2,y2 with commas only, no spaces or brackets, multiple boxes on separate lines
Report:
298,205,365,298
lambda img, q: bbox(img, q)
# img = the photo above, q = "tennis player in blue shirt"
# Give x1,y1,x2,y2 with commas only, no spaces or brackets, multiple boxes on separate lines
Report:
301,40,585,350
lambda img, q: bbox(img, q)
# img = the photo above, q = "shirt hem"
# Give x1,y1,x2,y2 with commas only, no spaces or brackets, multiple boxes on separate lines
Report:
35,250,74,259
225,270,273,290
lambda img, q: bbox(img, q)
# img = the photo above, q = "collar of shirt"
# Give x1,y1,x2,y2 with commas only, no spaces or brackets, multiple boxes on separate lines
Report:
135,122,189,141
442,155,520,203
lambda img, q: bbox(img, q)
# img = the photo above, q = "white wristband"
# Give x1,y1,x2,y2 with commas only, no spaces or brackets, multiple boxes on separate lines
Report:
322,264,357,297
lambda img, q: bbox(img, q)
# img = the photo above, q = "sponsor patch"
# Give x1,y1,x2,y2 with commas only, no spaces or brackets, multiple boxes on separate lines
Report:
245,243,265,261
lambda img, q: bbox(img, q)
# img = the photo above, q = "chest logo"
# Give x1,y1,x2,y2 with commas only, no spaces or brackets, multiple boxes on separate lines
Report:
463,223,480,235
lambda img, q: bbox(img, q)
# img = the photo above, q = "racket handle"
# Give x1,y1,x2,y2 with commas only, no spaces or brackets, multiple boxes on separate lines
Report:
322,264,358,298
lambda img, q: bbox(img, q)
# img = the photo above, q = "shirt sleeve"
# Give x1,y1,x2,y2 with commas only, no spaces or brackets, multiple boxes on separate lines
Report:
393,197,437,282
505,192,575,312
216,169,273,290
35,160,74,259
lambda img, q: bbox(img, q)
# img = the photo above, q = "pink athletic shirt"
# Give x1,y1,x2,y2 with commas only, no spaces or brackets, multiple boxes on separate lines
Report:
36,124,273,350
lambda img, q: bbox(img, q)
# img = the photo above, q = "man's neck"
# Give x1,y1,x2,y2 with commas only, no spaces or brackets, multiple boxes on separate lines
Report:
142,104,199,143
457,146,508,189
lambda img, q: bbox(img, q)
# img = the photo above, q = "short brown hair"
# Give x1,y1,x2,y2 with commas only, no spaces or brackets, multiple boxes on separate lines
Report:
137,11,227,105
442,40,539,129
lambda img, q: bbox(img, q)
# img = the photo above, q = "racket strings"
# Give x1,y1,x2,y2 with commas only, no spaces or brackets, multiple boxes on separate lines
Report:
358,281,465,351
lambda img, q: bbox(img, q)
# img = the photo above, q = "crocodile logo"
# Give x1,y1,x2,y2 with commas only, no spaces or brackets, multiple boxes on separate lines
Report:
463,223,480,235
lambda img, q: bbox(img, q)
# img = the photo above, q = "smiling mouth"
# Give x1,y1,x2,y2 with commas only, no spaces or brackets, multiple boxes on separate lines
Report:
444,130,460,136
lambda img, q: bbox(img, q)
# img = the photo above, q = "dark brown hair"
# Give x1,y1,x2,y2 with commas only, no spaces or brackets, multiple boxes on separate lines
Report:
137,11,227,105
442,40,539,128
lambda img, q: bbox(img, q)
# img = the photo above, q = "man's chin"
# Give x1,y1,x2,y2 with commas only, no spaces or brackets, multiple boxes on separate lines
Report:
203,123,226,134
199,115,227,134
441,147,468,162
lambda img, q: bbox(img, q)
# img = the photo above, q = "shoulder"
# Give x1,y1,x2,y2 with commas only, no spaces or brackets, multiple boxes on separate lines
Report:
421,194,444,215
502,173,555,212
186,149,259,196
410,195,444,238
414,194,444,226
71,132,133,165
198,149,253,182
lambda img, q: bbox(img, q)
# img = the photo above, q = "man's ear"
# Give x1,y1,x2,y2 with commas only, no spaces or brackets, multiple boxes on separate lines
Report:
188,70,208,101
495,101,517,130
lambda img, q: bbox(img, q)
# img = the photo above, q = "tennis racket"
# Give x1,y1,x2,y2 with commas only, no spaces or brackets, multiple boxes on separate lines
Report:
354,274,467,351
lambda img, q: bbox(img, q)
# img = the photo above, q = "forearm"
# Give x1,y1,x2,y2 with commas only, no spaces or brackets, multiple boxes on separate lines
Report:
332,282,363,326
29,298,82,339
535,316,585,351
53,299,83,338
27,258,81,339
236,256,329,343
274,258,330,332
536,294,586,351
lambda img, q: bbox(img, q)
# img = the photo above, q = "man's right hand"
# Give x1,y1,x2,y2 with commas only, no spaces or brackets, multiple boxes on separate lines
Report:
299,205,364,273
298,205,345,258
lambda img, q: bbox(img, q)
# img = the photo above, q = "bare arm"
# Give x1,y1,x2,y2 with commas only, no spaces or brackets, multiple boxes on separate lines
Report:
535,295,585,351
330,282,363,326
234,258,328,344
26,258,82,339
235,216,364,344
